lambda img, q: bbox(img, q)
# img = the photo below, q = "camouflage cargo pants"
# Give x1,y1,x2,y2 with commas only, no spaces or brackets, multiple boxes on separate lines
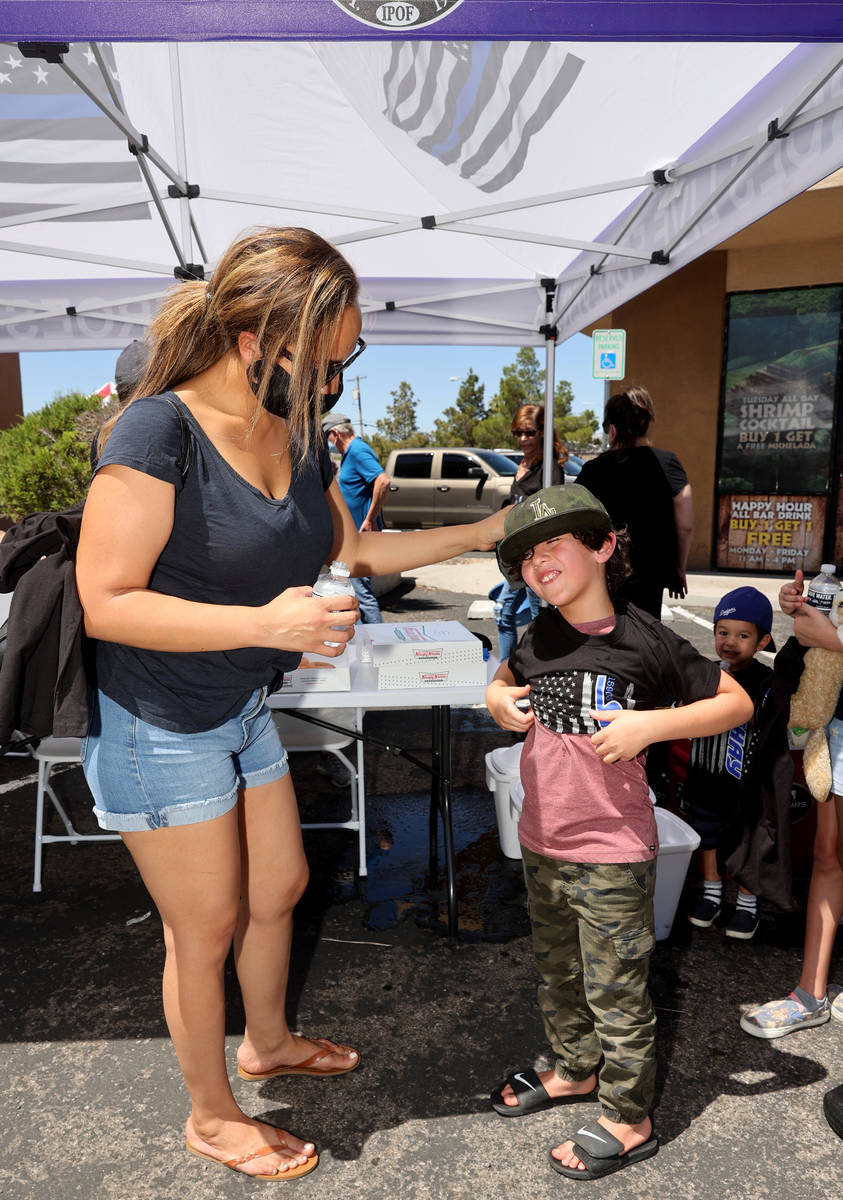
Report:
521,847,657,1124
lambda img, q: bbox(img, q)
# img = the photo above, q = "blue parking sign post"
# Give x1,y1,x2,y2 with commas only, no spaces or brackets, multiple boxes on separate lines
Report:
592,329,626,379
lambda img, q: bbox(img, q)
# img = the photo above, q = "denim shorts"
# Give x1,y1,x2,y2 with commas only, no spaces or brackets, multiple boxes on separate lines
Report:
82,686,290,832
828,718,843,797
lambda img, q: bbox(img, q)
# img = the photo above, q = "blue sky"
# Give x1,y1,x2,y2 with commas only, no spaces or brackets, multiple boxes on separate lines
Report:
19,331,605,437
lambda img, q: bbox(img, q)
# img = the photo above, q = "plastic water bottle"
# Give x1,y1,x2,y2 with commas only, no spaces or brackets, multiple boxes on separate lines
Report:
806,563,841,614
312,560,356,647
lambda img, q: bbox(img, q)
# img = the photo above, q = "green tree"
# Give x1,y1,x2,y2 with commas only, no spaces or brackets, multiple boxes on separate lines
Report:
370,380,429,461
375,380,420,442
473,347,541,447
549,376,601,452
472,411,512,449
554,377,574,417
558,407,600,452
491,346,545,420
430,368,486,445
0,391,103,520
473,347,573,448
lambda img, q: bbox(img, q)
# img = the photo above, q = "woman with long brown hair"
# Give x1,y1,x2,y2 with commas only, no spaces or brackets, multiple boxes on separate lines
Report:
77,226,505,1181
494,403,567,661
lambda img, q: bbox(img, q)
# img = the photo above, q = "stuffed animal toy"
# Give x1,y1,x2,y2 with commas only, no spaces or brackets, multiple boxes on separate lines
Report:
789,590,843,803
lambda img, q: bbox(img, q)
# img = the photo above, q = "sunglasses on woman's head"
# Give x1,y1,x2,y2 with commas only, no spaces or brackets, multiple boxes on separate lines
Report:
282,337,367,383
513,428,538,438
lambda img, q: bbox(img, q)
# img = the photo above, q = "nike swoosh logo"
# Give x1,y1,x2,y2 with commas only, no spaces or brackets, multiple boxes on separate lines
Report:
512,1073,537,1091
577,1128,610,1144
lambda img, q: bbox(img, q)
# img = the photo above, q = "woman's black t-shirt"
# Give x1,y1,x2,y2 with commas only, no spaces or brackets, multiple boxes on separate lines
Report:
577,446,688,592
92,393,335,732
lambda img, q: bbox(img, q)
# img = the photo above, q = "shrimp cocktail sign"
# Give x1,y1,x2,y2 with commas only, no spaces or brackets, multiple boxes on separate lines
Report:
715,285,843,575
333,0,464,30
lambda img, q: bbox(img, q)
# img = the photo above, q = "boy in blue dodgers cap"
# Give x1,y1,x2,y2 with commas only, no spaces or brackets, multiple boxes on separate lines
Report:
485,484,752,1180
682,587,777,940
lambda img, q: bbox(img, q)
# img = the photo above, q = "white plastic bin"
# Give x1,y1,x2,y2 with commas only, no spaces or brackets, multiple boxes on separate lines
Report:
653,807,700,940
483,747,699,939
484,744,524,859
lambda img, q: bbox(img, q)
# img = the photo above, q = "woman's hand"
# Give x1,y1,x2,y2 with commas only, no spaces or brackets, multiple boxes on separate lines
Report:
473,507,508,551
588,708,654,763
259,586,359,656
792,601,842,651
780,568,805,615
486,681,534,732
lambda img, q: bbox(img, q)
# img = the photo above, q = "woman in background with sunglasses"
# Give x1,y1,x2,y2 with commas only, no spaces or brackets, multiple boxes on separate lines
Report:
77,226,506,1182
493,404,568,662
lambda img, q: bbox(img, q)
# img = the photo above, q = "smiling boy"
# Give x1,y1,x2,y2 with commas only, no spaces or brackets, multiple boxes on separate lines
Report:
486,485,751,1181
683,587,776,939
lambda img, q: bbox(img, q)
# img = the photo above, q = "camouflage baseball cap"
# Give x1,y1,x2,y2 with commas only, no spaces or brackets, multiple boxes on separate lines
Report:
497,484,612,569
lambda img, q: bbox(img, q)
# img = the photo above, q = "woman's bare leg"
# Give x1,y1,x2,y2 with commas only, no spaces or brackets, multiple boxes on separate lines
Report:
122,808,314,1177
799,797,843,999
234,773,358,1074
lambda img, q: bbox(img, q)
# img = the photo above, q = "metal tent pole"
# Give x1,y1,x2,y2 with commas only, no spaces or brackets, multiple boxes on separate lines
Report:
543,323,557,489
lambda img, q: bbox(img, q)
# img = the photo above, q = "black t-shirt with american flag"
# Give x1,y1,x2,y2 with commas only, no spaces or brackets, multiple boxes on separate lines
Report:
509,602,722,734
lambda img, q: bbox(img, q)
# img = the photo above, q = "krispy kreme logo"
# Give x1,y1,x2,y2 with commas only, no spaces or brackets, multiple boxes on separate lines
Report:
333,1,463,30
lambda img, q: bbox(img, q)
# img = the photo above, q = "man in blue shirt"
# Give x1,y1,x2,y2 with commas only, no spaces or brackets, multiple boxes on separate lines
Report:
321,413,391,622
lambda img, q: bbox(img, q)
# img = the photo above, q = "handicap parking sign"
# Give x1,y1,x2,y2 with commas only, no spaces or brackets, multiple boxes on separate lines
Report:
592,329,626,379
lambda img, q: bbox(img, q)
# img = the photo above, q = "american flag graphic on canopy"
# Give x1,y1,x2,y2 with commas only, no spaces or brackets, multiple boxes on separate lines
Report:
0,42,148,223
382,41,584,193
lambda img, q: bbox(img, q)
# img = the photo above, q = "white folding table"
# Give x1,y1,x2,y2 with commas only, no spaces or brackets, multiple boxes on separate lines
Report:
268,660,496,941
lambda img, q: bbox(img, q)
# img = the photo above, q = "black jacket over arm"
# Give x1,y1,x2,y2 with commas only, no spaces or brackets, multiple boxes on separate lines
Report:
0,503,89,742
723,636,806,910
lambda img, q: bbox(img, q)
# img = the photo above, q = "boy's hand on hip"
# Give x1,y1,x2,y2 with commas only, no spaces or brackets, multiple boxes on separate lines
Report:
588,708,653,763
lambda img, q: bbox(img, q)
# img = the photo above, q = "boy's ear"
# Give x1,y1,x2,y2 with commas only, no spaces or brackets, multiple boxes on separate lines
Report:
757,631,772,652
596,530,617,563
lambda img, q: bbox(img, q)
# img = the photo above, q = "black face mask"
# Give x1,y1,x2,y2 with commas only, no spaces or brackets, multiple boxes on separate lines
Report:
249,360,344,420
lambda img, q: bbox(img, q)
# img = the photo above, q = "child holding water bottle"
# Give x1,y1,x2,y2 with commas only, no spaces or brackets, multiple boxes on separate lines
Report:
742,564,843,1041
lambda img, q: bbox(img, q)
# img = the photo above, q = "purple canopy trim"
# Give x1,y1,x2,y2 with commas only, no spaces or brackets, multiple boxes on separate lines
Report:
3,0,843,43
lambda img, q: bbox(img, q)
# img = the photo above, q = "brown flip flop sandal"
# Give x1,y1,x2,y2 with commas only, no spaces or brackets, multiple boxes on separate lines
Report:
237,1037,361,1080
186,1138,319,1181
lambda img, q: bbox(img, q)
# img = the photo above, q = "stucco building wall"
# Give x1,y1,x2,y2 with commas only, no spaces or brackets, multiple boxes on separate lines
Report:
586,171,843,570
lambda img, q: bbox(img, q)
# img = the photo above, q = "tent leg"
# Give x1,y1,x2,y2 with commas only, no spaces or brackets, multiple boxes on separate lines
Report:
543,337,556,489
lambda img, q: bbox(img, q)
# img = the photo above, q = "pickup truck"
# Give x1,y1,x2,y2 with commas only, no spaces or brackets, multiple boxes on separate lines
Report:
381,447,517,528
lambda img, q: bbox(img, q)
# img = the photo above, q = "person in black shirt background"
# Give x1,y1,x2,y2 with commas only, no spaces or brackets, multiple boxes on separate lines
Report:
578,385,693,620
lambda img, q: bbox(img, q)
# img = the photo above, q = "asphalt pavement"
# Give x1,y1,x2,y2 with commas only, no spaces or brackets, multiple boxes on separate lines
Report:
2,562,841,1199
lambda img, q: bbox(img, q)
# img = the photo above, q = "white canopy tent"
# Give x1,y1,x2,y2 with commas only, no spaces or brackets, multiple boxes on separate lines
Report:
1,3,843,475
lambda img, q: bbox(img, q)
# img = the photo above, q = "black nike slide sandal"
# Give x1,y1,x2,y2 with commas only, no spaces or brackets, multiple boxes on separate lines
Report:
549,1119,659,1180
490,1068,596,1118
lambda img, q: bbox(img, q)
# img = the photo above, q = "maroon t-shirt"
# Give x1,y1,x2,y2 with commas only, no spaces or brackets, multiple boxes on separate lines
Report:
511,604,721,863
